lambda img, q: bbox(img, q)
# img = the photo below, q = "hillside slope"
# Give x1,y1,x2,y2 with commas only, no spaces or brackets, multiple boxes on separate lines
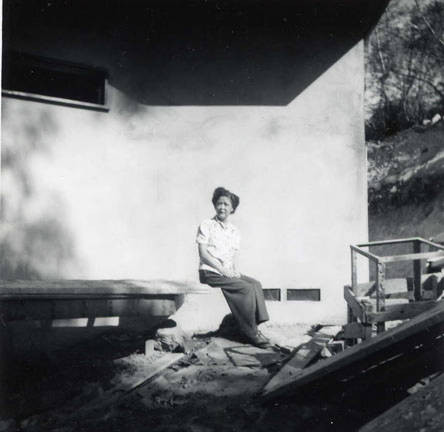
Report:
368,120,444,278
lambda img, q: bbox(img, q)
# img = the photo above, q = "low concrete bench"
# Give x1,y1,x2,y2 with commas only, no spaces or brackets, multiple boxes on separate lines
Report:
0,279,208,324
168,284,231,334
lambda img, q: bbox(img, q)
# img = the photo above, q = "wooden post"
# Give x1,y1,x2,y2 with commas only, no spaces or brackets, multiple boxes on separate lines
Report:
376,261,386,333
348,248,358,324
413,240,422,301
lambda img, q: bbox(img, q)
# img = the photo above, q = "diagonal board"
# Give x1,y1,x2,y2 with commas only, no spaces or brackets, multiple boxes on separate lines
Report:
261,333,331,395
260,299,444,401
359,372,444,432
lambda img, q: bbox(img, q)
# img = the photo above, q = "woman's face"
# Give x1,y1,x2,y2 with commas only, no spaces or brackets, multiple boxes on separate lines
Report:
215,195,233,222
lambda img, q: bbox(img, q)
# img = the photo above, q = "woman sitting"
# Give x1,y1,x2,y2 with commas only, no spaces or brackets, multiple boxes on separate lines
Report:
196,187,270,348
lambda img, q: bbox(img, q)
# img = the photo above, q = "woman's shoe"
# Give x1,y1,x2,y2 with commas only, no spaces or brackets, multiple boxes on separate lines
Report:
245,331,270,348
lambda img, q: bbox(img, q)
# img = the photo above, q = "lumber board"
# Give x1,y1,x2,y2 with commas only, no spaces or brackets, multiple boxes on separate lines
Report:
366,300,440,323
260,299,444,401
350,245,380,263
357,237,444,251
261,333,330,396
359,373,444,432
340,322,372,340
380,251,444,263
357,237,418,247
0,279,210,299
344,286,367,322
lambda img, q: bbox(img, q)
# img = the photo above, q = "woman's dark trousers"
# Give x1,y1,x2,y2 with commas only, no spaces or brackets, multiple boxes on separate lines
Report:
199,270,269,339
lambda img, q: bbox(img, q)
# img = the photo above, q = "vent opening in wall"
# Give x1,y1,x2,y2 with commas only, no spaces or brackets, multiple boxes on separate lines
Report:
263,289,281,301
287,289,321,301
2,51,109,111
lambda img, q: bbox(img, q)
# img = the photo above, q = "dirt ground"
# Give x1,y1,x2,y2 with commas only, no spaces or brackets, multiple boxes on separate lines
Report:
0,323,340,432
0,321,440,432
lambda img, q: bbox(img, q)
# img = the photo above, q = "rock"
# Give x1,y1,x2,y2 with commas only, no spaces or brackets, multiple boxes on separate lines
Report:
431,113,441,124
155,324,187,352
144,339,158,356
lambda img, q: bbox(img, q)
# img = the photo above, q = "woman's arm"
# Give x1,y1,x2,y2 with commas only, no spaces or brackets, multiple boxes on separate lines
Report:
198,244,236,277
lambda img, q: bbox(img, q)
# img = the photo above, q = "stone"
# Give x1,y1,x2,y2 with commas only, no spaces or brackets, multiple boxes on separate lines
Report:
431,113,441,124
155,324,187,352
145,339,158,356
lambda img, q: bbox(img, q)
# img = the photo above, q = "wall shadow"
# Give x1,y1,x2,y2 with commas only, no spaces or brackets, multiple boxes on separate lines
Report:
3,0,389,107
0,104,79,279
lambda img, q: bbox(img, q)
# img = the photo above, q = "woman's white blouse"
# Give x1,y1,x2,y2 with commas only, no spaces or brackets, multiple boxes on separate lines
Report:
196,217,240,274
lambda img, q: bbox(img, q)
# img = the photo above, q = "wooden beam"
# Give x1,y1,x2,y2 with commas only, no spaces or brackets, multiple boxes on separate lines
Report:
344,286,368,322
359,373,444,432
339,322,372,340
357,237,420,247
262,333,329,396
260,300,444,401
380,251,444,263
366,299,442,323
350,245,380,263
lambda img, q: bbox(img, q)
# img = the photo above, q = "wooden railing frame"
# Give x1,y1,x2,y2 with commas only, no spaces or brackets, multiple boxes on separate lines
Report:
350,237,444,332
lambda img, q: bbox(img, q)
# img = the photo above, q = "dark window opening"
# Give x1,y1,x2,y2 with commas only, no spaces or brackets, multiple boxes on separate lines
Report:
287,289,321,301
2,51,108,111
263,289,281,301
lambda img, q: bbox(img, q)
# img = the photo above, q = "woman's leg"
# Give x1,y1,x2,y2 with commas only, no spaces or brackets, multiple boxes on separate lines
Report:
200,270,258,339
239,274,270,325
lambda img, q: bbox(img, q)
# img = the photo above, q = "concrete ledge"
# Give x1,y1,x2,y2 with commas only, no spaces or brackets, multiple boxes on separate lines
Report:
170,286,230,334
0,279,208,298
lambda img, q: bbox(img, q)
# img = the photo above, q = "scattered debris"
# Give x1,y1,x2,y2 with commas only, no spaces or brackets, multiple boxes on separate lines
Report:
261,328,335,396
155,323,188,352
260,300,444,402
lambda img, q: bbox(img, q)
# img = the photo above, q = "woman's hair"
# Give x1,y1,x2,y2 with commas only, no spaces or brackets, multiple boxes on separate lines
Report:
212,187,240,213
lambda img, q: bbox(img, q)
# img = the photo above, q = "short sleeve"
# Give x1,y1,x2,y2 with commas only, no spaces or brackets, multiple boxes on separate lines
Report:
196,220,211,245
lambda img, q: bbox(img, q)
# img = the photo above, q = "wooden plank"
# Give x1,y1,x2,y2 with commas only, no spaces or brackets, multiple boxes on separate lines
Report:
122,353,185,393
357,237,419,247
350,245,380,263
340,322,372,340
262,334,328,396
344,286,368,322
0,279,210,298
413,240,422,300
417,237,444,251
366,300,440,323
380,251,444,263
260,299,444,401
359,373,444,432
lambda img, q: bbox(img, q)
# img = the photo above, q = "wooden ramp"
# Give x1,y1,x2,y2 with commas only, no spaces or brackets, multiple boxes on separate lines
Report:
260,299,444,401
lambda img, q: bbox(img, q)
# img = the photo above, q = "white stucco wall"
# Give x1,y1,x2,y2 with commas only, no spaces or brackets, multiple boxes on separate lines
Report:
1,42,367,323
